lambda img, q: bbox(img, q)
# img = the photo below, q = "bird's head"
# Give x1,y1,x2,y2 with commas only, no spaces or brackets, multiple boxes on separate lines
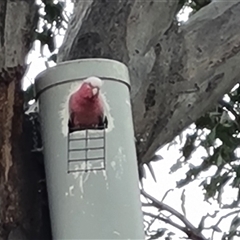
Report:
78,76,103,99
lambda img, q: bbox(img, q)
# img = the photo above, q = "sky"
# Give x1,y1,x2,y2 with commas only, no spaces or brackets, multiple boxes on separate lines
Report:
23,2,239,239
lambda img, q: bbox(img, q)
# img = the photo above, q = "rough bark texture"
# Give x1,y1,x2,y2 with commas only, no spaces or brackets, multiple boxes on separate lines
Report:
0,1,50,240
58,0,240,166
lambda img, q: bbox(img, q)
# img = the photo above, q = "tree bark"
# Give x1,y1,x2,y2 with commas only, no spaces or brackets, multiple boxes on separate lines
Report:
0,1,47,239
58,0,240,165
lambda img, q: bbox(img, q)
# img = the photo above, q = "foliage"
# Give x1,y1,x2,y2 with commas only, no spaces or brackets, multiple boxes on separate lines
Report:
143,84,240,239
177,86,240,201
35,0,69,57
24,0,71,107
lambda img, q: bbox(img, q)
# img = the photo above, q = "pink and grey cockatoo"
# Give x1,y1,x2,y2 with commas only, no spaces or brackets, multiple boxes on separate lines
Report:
68,76,108,132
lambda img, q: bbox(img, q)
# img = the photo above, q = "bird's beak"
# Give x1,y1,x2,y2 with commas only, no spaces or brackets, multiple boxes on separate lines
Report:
92,87,99,96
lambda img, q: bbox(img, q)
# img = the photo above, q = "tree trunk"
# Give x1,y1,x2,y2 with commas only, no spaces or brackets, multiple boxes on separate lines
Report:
58,0,240,165
0,1,51,239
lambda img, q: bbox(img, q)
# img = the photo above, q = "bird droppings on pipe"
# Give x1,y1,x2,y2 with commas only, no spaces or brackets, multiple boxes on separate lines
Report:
113,231,120,236
67,161,109,195
69,185,74,196
111,161,116,170
113,147,126,179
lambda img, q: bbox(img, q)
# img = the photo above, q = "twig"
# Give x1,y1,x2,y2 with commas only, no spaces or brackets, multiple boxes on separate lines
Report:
161,189,174,202
143,211,186,233
198,210,219,231
205,210,240,230
141,189,208,240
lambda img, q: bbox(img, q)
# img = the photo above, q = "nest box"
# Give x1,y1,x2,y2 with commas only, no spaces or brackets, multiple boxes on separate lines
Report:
35,59,144,239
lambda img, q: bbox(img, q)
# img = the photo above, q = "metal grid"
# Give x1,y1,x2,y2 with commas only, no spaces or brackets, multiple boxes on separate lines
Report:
67,128,106,173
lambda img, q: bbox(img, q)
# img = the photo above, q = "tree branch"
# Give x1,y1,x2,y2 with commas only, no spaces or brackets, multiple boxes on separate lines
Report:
141,189,207,240
205,210,240,230
143,211,187,235
138,1,240,164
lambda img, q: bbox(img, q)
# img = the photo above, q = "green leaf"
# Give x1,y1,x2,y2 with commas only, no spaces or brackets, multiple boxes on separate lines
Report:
207,125,217,145
44,3,63,24
229,215,240,239
179,133,198,163
48,53,57,62
24,83,35,105
170,158,183,173
216,154,224,166
212,226,222,233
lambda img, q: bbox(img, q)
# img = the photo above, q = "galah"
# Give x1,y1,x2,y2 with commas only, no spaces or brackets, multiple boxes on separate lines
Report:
68,76,108,132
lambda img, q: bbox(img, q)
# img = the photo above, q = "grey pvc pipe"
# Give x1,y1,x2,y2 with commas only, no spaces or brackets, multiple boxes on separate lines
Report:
35,59,144,239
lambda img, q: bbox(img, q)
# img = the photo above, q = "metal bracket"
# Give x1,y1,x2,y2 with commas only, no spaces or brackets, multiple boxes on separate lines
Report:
67,128,106,173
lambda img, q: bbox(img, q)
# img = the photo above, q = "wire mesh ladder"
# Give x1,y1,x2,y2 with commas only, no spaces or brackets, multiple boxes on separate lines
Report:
67,128,106,173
